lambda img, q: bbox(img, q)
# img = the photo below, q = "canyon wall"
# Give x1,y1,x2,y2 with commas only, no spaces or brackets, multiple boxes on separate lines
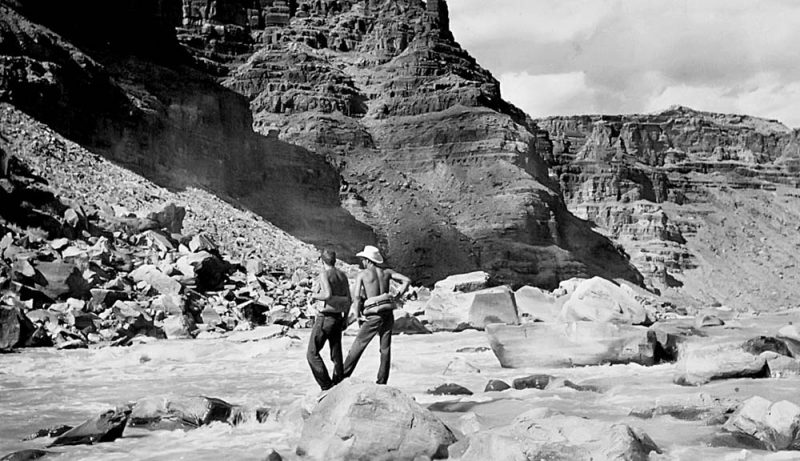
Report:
537,107,800,309
0,0,375,257
1,0,645,288
176,0,642,286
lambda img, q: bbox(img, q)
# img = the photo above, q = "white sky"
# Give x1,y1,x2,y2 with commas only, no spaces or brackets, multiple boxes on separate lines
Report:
448,0,800,127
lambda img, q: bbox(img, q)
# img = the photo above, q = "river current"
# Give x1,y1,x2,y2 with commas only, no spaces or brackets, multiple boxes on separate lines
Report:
2,315,800,460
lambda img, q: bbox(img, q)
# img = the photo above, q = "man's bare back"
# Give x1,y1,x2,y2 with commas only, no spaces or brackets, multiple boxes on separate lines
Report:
357,266,392,299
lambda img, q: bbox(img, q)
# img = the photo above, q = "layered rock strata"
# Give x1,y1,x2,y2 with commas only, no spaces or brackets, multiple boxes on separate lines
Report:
192,0,642,287
537,107,800,308
0,0,375,256
0,0,644,288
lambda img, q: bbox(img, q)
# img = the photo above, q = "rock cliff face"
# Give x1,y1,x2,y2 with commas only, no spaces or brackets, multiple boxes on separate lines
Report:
537,107,800,309
0,0,375,256
0,0,644,288
170,0,642,286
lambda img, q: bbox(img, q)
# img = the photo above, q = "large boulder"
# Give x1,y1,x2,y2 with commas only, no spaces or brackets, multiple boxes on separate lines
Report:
296,380,456,461
673,337,793,386
51,407,130,446
486,322,656,368
0,306,35,350
433,272,489,293
514,286,558,322
722,396,800,451
425,286,515,331
560,277,650,325
468,288,518,329
449,411,658,461
128,396,236,430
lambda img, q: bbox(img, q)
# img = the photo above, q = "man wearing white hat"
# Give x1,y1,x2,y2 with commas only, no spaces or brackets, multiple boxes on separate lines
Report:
343,245,411,385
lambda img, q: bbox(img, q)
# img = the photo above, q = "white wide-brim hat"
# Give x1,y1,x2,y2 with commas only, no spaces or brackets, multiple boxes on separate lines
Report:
356,245,384,265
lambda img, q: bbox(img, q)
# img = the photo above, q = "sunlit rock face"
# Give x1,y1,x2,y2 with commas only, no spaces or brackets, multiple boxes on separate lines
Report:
0,0,643,288
537,107,800,308
177,0,642,287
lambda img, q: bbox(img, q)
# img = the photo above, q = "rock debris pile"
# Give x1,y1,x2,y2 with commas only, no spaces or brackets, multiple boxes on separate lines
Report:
0,147,320,352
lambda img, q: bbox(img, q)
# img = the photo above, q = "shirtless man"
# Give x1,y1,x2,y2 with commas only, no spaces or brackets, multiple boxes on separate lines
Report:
306,249,351,391
342,245,410,385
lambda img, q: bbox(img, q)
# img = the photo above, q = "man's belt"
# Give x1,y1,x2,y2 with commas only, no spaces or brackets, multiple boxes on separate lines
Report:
364,293,393,308
363,293,395,315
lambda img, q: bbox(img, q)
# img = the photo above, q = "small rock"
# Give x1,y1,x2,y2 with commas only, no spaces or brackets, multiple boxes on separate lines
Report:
512,374,553,390
0,306,35,350
129,265,182,296
0,449,52,461
392,314,431,335
483,379,511,392
23,424,73,440
742,336,791,357
433,272,490,293
162,315,196,339
51,407,130,446
427,383,473,396
188,234,217,253
146,203,185,234
694,313,725,328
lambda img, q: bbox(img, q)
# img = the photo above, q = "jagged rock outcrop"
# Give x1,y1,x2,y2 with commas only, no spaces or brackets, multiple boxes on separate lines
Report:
537,106,800,308
0,0,645,289
177,0,644,287
0,0,375,258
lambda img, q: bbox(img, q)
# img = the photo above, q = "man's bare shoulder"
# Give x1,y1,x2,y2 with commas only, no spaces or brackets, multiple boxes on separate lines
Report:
323,266,343,278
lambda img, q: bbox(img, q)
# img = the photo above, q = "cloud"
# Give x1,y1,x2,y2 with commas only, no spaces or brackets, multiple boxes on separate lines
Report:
499,71,599,118
448,0,800,126
647,73,800,127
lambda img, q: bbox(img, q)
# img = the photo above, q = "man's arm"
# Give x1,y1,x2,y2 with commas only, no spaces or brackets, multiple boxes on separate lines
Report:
311,273,331,301
387,269,411,297
347,273,365,324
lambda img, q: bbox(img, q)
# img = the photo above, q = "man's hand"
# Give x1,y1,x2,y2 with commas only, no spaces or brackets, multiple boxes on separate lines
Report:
346,311,357,326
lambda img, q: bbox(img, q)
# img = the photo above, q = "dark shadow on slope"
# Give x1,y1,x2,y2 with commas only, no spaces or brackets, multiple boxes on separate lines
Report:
555,207,645,288
0,1,376,257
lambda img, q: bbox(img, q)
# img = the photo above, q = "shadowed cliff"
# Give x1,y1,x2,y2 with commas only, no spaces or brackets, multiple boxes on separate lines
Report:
0,0,376,258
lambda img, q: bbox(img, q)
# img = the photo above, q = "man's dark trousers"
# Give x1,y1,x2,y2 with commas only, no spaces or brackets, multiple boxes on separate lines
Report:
307,312,344,390
342,311,394,385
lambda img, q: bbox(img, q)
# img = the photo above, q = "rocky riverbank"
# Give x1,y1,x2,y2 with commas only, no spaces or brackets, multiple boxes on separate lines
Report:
3,107,800,458
0,103,343,352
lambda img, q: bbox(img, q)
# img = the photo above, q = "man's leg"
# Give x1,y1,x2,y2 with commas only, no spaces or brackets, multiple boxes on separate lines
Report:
306,316,332,390
342,315,381,378
329,316,344,385
376,312,395,385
